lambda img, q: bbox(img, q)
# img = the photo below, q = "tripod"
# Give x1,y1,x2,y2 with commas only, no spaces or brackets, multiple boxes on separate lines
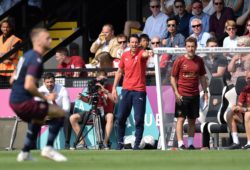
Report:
73,104,105,149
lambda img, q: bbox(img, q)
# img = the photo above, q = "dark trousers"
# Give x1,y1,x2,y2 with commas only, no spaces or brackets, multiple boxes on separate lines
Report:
116,89,146,147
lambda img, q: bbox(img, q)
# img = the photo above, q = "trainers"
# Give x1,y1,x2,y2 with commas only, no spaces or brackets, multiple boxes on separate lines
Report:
116,142,124,150
41,146,67,162
227,143,241,150
17,151,34,162
178,145,186,150
188,145,195,150
75,143,88,150
242,144,250,150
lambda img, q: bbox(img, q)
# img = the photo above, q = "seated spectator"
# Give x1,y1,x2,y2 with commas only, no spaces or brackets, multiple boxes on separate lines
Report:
226,70,250,150
70,70,115,149
189,0,210,34
174,0,193,38
223,20,238,48
160,0,175,17
143,0,169,39
139,34,150,50
113,34,128,68
0,18,22,87
55,47,86,77
243,18,250,37
163,16,185,47
227,36,250,86
147,36,170,68
190,18,211,48
90,24,119,67
203,37,229,80
209,0,234,46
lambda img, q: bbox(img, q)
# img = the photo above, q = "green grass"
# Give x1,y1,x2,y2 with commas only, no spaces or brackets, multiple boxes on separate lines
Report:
0,150,250,170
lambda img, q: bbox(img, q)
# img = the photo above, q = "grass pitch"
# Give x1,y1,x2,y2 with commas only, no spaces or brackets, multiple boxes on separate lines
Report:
0,150,249,170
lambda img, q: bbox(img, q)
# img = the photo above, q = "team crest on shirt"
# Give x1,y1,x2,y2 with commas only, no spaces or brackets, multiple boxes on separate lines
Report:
37,57,42,63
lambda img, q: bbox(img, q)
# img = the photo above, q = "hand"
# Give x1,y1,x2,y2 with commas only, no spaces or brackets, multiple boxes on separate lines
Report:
175,92,183,105
45,92,56,101
98,33,106,43
112,88,118,103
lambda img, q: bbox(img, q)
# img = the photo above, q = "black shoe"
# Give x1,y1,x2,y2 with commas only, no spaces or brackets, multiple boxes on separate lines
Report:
116,142,124,150
227,143,241,150
64,143,70,150
188,145,195,150
133,145,141,150
178,145,186,150
242,144,250,150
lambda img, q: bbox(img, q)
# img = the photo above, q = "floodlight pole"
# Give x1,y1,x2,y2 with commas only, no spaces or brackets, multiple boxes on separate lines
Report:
153,52,166,151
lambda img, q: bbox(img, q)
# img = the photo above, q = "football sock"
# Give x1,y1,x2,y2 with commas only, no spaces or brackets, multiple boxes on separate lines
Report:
178,140,184,147
47,118,64,147
188,137,194,146
231,132,239,144
22,123,41,152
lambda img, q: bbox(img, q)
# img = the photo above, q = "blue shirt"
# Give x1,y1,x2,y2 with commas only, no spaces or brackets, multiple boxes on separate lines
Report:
10,50,43,103
143,12,169,39
189,12,210,34
190,32,211,48
175,12,193,38
165,33,185,47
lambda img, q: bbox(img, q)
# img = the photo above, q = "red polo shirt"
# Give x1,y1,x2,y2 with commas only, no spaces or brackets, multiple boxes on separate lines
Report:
238,85,250,107
171,55,206,96
119,49,147,92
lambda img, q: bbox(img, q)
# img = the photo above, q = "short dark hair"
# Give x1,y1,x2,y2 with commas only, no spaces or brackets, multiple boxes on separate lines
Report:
185,37,197,46
116,34,127,40
128,34,139,42
43,72,55,80
206,37,218,46
139,34,150,42
96,69,107,77
213,0,224,5
174,0,185,6
56,47,69,56
191,0,202,5
167,16,178,24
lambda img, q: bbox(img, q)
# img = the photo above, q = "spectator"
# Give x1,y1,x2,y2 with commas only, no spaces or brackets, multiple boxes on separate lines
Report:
112,34,150,150
55,47,86,77
70,70,115,149
0,18,22,87
245,18,250,37
227,36,250,85
139,34,150,50
160,0,175,17
174,0,193,38
190,18,211,48
143,0,169,39
226,70,250,150
163,16,185,47
37,73,71,149
209,0,234,46
90,24,119,67
189,0,210,34
223,20,238,48
203,37,228,80
113,34,128,68
170,37,208,150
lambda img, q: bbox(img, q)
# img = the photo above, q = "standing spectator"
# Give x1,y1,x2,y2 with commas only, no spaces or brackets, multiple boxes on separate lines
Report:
112,34,150,150
90,24,119,67
189,0,210,34
55,47,86,77
9,28,67,162
163,16,185,47
223,20,238,48
0,18,22,87
37,72,71,150
209,0,234,46
143,0,169,39
113,34,128,68
170,37,208,149
190,18,211,48
174,0,193,38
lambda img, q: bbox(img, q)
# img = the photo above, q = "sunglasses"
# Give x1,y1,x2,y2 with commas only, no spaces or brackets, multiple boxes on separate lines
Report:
192,6,202,9
151,42,160,45
175,5,183,8
214,2,223,5
118,41,126,44
167,24,176,27
150,5,160,8
227,27,236,31
192,24,201,28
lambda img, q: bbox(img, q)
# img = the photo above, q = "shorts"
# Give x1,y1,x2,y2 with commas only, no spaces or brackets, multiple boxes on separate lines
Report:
175,95,200,119
9,99,48,122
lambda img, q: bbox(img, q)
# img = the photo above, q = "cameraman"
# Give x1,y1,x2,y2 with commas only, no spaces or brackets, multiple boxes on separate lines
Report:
70,70,115,149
